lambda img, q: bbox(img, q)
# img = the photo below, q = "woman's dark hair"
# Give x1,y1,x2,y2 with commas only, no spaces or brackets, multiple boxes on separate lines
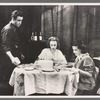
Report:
47,36,60,49
11,10,23,20
72,40,87,54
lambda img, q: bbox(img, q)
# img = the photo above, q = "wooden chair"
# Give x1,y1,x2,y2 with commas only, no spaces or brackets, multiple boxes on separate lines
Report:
89,39,100,95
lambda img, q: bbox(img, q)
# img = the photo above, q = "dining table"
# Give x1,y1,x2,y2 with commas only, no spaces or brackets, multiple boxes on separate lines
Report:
9,63,79,96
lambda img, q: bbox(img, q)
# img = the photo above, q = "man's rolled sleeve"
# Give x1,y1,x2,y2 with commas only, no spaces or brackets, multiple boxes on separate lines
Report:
1,29,12,53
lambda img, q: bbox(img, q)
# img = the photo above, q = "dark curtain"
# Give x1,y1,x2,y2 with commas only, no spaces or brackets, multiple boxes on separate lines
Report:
41,5,100,61
41,5,74,61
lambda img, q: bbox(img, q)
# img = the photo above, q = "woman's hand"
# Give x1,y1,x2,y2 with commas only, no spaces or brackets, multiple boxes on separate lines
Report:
78,69,92,77
53,60,64,65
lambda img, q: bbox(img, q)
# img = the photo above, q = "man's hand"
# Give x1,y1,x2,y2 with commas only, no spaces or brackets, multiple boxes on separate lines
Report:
6,51,21,66
11,57,21,66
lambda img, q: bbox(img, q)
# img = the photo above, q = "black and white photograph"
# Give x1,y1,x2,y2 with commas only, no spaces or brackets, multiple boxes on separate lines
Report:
0,3,100,97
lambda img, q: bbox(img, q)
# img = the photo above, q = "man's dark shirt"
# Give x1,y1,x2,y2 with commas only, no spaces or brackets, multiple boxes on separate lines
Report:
0,22,22,81
1,22,21,59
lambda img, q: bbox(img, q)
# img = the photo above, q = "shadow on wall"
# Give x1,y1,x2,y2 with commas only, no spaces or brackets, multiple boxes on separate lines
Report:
89,39,100,58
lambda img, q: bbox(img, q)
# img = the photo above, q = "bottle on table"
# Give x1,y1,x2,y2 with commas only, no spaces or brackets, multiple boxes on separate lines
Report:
34,32,38,41
31,32,34,41
39,32,42,41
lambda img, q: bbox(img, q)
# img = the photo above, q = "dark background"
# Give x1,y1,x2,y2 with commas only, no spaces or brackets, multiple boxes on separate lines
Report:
0,5,100,63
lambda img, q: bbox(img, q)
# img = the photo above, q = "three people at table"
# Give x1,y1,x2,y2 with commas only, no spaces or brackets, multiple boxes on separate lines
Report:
1,10,24,81
72,41,97,95
1,10,97,95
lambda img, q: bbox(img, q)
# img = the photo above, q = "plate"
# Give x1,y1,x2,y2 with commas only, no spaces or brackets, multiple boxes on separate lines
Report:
42,69,55,72
25,67,34,71
17,63,35,68
65,68,74,72
17,64,26,68
65,68,79,73
66,64,73,68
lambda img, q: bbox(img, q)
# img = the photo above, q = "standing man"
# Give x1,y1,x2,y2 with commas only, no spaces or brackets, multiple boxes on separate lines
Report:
1,10,24,81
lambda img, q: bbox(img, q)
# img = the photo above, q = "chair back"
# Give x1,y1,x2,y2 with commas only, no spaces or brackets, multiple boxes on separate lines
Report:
89,39,100,58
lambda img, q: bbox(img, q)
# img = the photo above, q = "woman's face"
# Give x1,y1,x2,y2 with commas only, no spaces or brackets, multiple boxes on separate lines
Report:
50,41,57,51
72,46,81,56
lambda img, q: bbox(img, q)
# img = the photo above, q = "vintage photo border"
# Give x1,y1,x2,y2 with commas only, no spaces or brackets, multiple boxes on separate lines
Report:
0,1,100,100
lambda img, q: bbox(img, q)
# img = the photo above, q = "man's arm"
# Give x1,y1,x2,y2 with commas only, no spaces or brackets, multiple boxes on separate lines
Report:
1,29,20,66
6,51,21,66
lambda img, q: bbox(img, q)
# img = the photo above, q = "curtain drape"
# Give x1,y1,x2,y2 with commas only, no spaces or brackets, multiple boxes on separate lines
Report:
41,5,99,61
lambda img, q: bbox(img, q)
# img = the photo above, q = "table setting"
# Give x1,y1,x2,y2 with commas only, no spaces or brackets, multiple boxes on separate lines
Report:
9,60,79,96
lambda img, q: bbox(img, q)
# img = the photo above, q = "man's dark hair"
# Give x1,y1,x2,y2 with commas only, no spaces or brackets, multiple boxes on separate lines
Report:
11,10,23,20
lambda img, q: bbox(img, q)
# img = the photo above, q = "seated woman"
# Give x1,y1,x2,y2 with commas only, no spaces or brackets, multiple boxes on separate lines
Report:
72,41,96,95
37,36,67,67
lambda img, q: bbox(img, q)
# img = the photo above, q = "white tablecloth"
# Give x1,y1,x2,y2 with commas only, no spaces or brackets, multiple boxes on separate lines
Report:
9,67,79,96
